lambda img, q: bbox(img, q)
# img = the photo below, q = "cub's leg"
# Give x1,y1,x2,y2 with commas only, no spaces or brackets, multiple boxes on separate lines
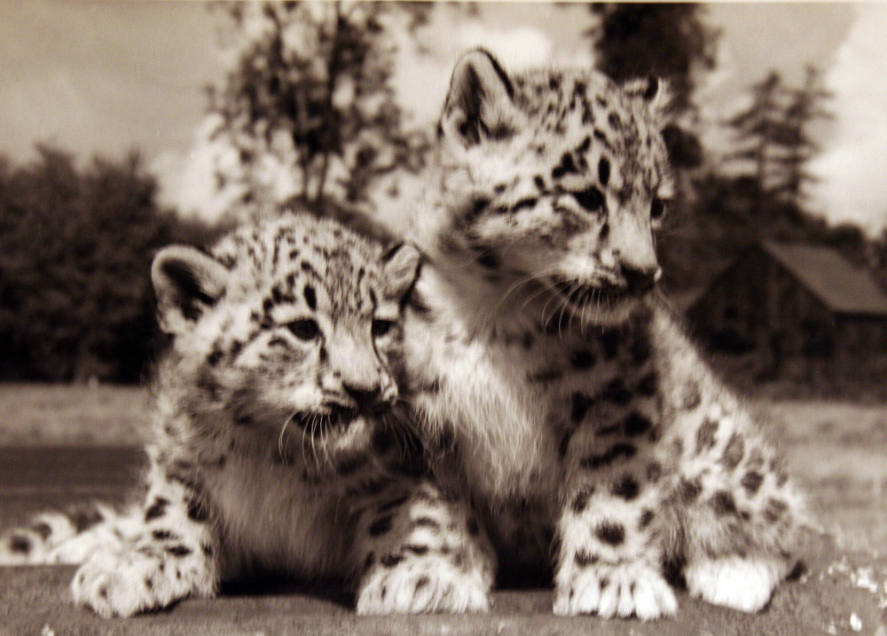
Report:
554,406,676,620
667,391,803,612
353,479,495,614
652,309,805,613
71,461,219,618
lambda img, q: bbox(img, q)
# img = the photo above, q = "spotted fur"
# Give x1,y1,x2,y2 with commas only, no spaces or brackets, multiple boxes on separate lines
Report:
399,50,806,619
0,213,494,617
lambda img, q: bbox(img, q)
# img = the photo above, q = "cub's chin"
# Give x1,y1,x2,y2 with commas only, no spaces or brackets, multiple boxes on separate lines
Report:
272,407,376,474
576,299,639,327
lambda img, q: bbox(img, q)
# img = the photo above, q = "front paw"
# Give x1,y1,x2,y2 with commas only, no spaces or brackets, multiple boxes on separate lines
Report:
71,545,214,618
685,556,782,612
356,554,490,614
554,559,677,620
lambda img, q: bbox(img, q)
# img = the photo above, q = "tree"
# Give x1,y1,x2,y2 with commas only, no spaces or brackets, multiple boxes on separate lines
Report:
207,2,429,222
725,67,832,212
725,71,785,205
771,65,832,208
0,146,217,382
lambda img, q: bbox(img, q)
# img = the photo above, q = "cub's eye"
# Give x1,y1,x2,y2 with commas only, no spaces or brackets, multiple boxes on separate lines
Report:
572,187,605,212
372,318,395,338
287,318,319,341
651,197,667,220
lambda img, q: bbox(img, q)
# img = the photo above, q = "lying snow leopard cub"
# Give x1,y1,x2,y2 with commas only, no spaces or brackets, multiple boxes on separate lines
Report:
397,49,807,619
0,213,493,617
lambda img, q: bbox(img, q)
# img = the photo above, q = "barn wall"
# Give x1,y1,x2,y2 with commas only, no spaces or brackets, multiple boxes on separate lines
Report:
835,317,887,372
688,247,836,359
687,246,887,380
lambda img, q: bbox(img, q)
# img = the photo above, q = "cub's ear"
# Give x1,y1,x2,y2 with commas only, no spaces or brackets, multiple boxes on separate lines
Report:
623,76,672,122
439,48,523,148
381,242,422,300
151,246,229,335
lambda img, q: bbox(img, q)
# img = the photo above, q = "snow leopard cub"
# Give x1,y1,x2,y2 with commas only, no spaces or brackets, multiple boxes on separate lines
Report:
397,49,807,619
0,213,493,617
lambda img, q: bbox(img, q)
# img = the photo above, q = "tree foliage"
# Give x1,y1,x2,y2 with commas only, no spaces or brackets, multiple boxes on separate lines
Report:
207,1,430,222
726,71,784,195
773,66,832,205
725,67,831,209
0,146,217,382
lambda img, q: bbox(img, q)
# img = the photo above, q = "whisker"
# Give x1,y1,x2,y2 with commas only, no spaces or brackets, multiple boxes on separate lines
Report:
321,416,332,468
518,276,559,316
319,415,330,469
539,284,565,332
299,416,310,469
310,414,320,470
557,299,568,339
278,412,295,463
491,263,563,320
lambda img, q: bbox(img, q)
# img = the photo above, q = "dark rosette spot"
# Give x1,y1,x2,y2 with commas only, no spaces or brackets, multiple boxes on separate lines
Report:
595,522,625,546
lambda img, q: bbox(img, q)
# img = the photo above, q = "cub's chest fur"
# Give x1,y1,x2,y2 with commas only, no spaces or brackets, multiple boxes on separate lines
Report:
410,328,561,502
406,271,658,505
202,453,352,578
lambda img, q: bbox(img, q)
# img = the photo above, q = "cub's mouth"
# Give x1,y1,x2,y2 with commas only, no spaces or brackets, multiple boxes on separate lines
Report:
292,405,361,436
549,275,644,308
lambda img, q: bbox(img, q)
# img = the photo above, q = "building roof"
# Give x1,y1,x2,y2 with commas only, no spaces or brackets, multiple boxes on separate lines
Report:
761,241,887,316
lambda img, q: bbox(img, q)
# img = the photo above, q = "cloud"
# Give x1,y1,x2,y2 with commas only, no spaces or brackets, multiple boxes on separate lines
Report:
153,112,308,223
808,5,887,236
390,5,593,129
152,114,244,222
694,35,741,162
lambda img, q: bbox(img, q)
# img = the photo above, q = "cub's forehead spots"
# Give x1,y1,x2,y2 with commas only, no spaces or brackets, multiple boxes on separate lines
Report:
305,252,381,316
517,69,663,165
207,215,391,319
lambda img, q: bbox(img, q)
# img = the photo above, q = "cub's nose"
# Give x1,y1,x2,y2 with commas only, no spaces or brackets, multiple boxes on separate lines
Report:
620,263,661,294
343,381,383,411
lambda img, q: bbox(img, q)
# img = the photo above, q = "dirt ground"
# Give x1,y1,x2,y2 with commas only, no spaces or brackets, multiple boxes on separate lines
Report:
2,541,886,636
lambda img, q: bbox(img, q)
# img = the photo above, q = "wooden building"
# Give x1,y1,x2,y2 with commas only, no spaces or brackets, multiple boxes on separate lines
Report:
687,241,887,375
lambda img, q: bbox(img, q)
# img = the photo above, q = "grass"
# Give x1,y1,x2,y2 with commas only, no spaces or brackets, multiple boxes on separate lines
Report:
1,383,884,554
0,383,147,446
762,400,887,554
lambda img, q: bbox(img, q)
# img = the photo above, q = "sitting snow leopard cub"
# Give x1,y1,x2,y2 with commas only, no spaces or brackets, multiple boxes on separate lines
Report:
0,213,494,617
396,50,807,619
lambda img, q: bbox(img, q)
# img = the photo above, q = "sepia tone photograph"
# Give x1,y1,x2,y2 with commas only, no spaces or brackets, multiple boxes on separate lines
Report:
1,2,885,634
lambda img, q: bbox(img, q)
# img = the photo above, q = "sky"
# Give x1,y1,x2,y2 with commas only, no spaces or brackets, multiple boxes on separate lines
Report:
0,2,222,163
807,3,887,235
0,2,882,234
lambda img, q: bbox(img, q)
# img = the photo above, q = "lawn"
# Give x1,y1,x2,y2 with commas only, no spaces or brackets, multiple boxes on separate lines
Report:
1,383,885,554
763,400,887,554
0,383,148,446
